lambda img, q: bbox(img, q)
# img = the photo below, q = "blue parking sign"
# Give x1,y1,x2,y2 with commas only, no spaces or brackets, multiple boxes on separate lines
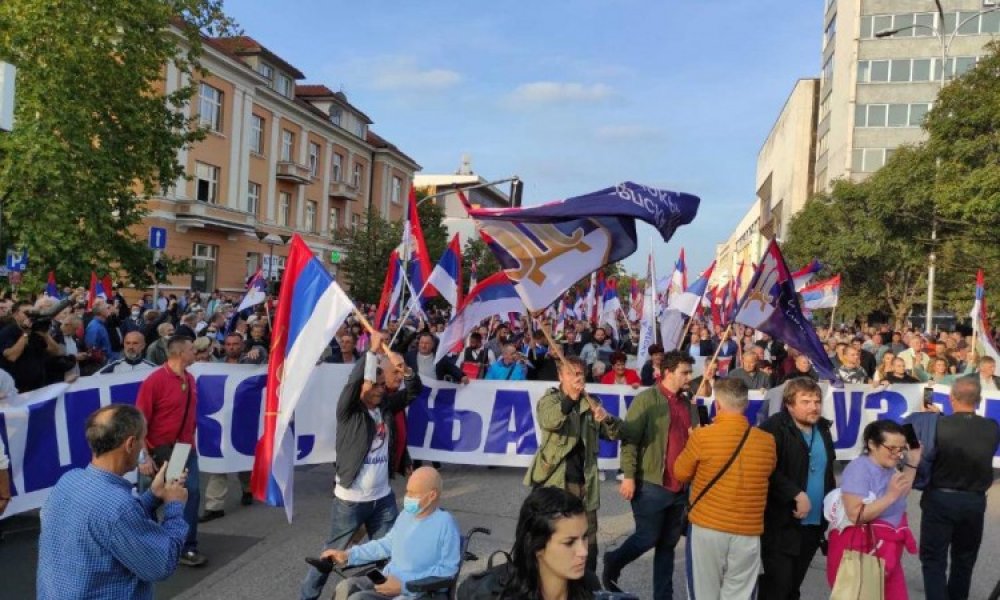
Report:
148,226,167,250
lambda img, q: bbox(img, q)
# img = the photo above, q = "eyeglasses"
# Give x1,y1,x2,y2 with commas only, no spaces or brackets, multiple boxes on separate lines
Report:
880,444,907,454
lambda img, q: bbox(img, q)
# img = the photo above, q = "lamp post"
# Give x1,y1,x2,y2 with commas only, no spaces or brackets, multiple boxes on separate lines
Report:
254,231,291,293
875,2,1000,332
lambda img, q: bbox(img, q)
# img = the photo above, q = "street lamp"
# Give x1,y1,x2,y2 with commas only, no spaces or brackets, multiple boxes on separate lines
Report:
874,2,1000,332
254,230,291,292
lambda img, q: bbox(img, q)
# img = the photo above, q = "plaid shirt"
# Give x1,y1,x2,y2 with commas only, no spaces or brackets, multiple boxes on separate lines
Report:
37,464,188,599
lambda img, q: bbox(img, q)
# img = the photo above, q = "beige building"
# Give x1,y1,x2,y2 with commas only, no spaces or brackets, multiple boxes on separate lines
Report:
815,0,999,192
713,201,764,296
756,79,819,242
413,156,513,246
140,34,419,295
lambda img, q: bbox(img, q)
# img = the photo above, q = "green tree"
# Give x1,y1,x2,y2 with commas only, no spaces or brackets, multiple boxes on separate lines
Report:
0,0,235,291
414,190,448,264
461,237,500,292
334,207,400,305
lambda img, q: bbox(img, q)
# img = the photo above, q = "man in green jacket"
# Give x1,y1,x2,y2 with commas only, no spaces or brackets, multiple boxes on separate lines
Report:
524,355,622,572
603,350,697,600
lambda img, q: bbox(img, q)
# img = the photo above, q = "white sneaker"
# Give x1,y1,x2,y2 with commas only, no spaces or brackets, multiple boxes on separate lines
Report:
615,471,625,481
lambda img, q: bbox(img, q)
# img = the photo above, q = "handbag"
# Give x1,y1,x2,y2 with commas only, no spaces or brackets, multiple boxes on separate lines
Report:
149,377,193,469
682,425,751,536
830,505,886,600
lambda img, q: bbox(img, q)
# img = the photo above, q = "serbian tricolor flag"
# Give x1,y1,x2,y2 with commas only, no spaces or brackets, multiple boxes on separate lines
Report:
669,261,715,317
725,260,746,324
468,259,478,293
45,271,59,298
251,235,354,522
404,187,433,301
238,268,268,312
374,249,403,330
800,274,841,310
668,248,687,301
791,258,823,291
971,269,1000,363
435,272,523,363
467,182,699,311
87,272,109,309
427,233,463,308
733,240,836,381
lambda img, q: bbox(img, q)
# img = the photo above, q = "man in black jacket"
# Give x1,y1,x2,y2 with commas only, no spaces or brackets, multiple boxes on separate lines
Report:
757,377,836,600
300,332,422,600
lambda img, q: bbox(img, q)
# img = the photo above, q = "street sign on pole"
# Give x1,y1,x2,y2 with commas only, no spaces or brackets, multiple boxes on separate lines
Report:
6,248,27,272
0,61,15,133
148,226,167,250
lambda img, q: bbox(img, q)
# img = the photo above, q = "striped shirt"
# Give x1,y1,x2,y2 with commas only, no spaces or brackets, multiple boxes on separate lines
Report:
37,464,188,599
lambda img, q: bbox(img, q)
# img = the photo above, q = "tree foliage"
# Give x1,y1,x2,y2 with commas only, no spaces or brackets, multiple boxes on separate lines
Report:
334,208,400,306
784,40,1000,327
0,0,235,292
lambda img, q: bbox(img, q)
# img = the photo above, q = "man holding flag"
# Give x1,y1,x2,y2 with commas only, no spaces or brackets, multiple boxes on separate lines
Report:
300,331,422,600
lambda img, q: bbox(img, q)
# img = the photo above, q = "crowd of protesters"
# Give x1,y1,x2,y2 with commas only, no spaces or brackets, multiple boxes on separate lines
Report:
4,281,999,599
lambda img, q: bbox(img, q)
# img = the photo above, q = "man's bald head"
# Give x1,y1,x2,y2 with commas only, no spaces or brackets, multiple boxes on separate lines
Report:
405,466,443,517
122,331,146,360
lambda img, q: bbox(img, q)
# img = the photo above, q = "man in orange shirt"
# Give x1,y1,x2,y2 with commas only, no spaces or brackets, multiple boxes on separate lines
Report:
675,378,776,600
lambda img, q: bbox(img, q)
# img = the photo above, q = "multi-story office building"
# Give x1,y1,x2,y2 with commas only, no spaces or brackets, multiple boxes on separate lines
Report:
815,0,999,192
144,35,419,294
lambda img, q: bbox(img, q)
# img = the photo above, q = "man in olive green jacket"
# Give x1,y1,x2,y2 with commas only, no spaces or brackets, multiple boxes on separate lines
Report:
604,350,698,600
524,355,622,572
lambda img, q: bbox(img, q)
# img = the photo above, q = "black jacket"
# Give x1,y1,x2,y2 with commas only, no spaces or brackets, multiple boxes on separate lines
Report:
335,356,422,489
759,410,836,557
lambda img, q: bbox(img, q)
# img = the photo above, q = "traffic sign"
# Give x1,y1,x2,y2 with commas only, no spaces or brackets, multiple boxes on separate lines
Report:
330,250,342,264
148,226,167,250
6,248,27,272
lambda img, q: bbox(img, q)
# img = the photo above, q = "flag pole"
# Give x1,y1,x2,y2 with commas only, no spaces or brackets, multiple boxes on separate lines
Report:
533,308,603,415
827,305,838,338
702,321,734,383
389,275,433,347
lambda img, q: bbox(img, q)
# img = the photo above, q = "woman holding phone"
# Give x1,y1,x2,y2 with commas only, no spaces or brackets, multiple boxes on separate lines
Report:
826,420,922,599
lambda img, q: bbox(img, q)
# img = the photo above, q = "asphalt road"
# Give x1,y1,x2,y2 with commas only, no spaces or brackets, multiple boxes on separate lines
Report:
3,464,999,599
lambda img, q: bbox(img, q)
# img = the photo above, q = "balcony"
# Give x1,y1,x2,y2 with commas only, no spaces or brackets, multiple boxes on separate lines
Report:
328,180,361,201
276,161,313,185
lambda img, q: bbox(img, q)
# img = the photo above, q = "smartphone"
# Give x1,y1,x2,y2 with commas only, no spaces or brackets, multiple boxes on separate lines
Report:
901,423,921,450
166,443,191,482
366,569,387,585
696,405,712,426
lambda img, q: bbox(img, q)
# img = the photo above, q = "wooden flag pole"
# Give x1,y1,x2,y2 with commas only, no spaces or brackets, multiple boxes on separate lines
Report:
534,309,603,416
702,321,734,385
827,305,838,339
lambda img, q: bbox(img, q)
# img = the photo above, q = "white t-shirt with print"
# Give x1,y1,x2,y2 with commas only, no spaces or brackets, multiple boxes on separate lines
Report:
334,408,391,502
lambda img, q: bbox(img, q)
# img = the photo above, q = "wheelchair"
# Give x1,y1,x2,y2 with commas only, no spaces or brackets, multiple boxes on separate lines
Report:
324,526,491,600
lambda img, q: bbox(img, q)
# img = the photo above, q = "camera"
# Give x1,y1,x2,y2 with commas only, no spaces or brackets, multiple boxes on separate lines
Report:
24,297,74,335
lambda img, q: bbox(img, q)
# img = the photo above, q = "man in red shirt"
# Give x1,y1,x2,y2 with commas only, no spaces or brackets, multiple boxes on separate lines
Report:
136,335,206,567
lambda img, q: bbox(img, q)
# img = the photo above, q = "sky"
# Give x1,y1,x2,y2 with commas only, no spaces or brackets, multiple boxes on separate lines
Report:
224,0,822,277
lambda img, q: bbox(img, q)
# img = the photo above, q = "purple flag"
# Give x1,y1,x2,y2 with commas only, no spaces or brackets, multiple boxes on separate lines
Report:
733,240,836,381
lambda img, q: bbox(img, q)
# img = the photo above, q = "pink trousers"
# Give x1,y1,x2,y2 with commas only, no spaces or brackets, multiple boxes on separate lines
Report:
826,514,917,600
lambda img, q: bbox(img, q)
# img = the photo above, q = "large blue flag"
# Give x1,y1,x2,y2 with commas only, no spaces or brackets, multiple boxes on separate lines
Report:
733,240,837,381
468,182,699,311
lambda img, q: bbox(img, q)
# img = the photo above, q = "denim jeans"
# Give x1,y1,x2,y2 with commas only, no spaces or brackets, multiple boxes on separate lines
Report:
603,483,687,600
138,447,201,552
920,489,987,600
299,491,399,600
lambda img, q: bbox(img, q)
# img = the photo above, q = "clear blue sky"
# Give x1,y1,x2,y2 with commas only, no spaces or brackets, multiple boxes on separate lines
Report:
224,0,821,277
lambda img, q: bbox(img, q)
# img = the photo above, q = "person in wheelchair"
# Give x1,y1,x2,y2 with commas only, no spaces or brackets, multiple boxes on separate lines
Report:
323,467,460,599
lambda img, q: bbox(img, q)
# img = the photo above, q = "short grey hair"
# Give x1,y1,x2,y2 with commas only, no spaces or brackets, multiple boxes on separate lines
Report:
85,405,145,456
951,375,981,407
714,378,749,411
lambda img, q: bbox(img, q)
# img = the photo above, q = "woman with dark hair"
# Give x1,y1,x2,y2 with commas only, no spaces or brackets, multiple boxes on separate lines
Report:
500,487,597,600
599,352,640,388
826,419,921,599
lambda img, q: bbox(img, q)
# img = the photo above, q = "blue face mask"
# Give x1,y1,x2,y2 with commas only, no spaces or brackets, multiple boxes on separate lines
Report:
402,496,423,515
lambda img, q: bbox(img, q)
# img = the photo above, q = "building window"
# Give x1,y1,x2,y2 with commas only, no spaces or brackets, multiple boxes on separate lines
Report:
330,106,342,126
278,192,291,227
308,142,320,177
857,57,978,83
354,121,366,138
329,206,340,232
250,115,264,154
352,163,363,188
351,213,360,231
851,148,891,173
246,252,261,279
258,62,274,84
305,201,317,233
191,243,218,293
247,181,260,215
332,153,342,181
391,176,402,205
198,83,223,132
281,129,294,162
276,74,292,98
195,162,220,204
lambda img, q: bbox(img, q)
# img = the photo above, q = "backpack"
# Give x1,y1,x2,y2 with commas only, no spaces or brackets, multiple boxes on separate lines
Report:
903,412,938,490
456,550,512,600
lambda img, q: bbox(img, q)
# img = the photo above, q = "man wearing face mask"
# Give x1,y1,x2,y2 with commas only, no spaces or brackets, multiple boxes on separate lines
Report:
322,467,460,600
